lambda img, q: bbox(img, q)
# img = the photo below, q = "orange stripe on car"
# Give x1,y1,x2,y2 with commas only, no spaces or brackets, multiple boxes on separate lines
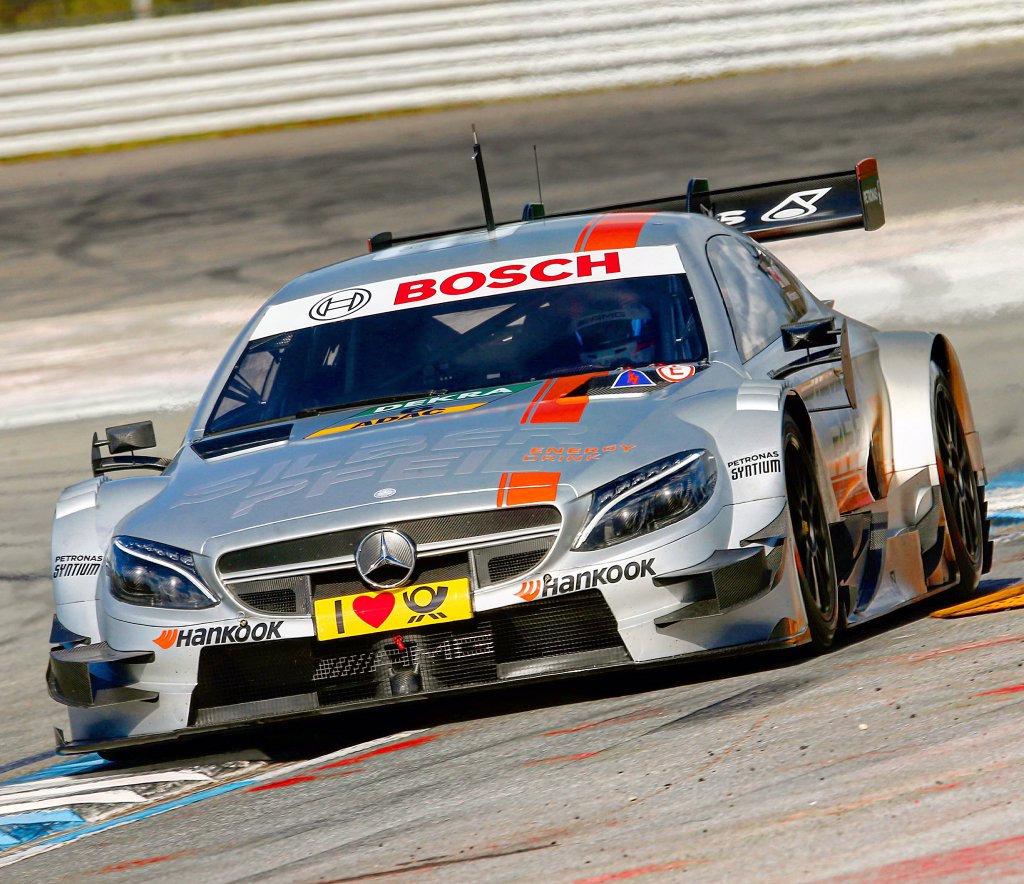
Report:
520,378,556,425
576,212,657,251
521,373,602,424
573,217,601,252
497,472,560,507
496,472,511,507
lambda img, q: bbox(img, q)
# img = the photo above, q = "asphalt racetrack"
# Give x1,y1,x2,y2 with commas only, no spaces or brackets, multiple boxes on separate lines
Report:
3,42,1024,881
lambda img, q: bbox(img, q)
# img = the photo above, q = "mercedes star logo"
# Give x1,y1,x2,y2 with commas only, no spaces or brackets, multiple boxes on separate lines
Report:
354,529,416,589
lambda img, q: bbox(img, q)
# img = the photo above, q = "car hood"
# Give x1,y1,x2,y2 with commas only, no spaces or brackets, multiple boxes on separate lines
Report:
117,364,743,556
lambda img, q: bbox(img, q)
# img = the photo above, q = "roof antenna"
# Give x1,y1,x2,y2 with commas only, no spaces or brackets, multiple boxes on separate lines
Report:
472,125,496,232
533,145,543,205
522,144,547,221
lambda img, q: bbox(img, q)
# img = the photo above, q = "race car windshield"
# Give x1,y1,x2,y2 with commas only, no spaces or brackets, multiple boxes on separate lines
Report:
206,274,706,435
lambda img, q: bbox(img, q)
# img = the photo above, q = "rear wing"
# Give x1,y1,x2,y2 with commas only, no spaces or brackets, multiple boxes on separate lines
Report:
369,157,883,251
541,158,884,242
691,157,884,241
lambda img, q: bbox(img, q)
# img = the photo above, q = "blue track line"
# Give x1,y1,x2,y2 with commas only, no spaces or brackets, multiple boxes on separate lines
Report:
987,471,1024,524
0,779,255,867
3,754,109,786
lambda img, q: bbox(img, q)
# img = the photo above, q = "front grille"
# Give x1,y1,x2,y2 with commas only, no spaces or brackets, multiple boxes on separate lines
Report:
191,637,316,710
233,575,310,615
472,536,555,587
189,590,629,724
312,553,470,602
490,592,623,662
218,506,561,575
221,507,561,616
488,549,547,583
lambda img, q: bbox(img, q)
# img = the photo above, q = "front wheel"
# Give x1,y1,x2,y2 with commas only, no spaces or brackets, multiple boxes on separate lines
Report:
783,413,840,650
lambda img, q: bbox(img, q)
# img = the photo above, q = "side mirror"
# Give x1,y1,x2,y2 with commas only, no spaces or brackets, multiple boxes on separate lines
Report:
782,317,840,352
106,421,156,454
91,421,167,476
768,317,845,381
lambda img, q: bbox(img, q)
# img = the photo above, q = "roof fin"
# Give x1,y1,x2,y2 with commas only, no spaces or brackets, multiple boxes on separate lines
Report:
522,202,546,221
367,231,393,253
686,177,712,216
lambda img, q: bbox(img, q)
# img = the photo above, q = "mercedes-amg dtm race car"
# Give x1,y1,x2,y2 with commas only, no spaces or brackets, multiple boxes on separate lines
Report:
47,157,993,754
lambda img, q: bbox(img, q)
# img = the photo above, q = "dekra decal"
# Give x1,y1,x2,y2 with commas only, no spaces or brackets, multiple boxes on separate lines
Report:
356,382,536,416
308,403,485,438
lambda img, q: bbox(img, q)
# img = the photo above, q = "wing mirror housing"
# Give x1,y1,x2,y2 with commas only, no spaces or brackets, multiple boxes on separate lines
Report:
769,317,845,381
771,318,857,410
92,421,168,476
782,317,840,352
105,421,156,454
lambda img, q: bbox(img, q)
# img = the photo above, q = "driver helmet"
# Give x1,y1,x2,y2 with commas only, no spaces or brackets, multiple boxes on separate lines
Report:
572,304,657,367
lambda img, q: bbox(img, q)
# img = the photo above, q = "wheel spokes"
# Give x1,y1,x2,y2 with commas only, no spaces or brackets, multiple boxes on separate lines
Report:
937,387,981,558
789,452,833,620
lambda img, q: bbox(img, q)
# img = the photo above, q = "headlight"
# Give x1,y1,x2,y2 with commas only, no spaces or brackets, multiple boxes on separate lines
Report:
107,536,218,609
574,450,717,551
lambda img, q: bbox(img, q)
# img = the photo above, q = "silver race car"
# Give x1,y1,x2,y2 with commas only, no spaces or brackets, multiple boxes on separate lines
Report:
47,157,992,754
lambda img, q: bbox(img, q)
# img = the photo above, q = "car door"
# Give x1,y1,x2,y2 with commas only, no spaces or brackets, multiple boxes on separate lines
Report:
705,233,886,513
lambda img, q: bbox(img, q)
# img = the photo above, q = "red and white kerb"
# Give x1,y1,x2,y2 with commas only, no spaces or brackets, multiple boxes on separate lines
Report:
252,245,685,339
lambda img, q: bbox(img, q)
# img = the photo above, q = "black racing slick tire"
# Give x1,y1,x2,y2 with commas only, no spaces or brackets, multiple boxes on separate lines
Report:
783,413,840,650
932,365,984,596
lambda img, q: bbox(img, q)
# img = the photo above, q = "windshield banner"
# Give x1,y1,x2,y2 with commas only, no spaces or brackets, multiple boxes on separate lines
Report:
252,245,685,339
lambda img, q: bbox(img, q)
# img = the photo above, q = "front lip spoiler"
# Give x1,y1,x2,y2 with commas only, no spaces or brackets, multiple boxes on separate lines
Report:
53,629,807,755
47,641,157,709
652,546,775,626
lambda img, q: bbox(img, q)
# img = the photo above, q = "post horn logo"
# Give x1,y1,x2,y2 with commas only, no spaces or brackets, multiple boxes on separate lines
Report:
355,529,417,589
309,288,372,322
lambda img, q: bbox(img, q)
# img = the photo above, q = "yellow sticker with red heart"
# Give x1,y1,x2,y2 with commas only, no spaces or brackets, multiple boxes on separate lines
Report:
313,578,473,640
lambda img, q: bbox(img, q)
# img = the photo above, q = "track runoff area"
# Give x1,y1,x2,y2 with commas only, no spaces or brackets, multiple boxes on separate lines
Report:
6,50,1024,884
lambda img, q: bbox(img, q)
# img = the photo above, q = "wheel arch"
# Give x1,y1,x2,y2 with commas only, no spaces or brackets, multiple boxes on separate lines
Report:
783,390,840,526
930,334,986,480
52,474,167,642
872,331,986,483
781,391,842,643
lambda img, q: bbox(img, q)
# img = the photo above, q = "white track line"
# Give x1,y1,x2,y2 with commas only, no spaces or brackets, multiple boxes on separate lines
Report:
0,770,212,798
0,729,424,869
0,789,146,814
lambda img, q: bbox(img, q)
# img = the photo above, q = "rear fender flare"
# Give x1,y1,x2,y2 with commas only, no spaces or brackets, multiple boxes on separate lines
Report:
931,334,985,480
873,331,985,484
871,332,986,563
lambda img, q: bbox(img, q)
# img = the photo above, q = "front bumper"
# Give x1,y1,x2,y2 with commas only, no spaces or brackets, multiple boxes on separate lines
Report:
49,533,801,754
